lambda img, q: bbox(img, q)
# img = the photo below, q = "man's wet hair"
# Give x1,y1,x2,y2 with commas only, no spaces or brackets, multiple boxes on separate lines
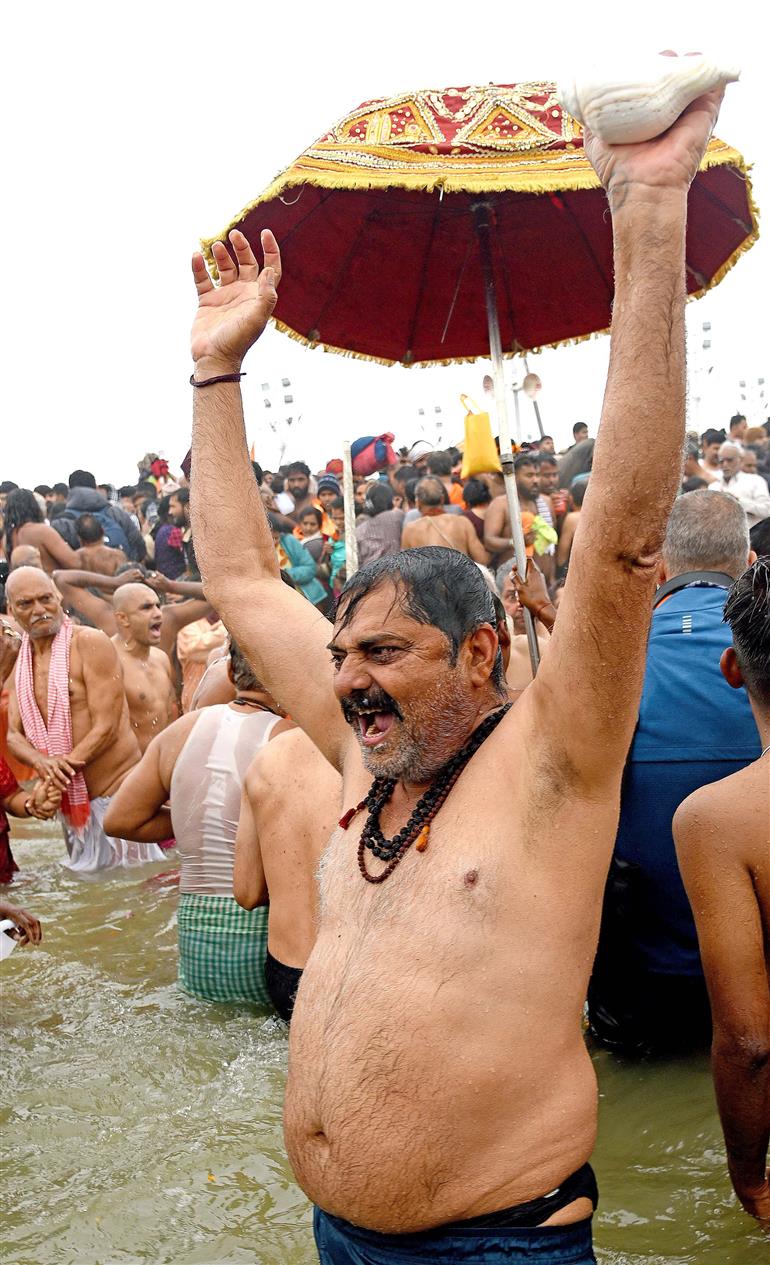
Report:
76,514,104,545
724,559,770,706
68,470,97,490
463,478,492,508
286,461,310,479
336,547,506,695
229,637,264,693
3,488,43,555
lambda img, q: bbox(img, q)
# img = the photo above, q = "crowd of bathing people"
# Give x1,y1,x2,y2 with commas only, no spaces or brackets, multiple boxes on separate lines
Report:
2,92,770,1263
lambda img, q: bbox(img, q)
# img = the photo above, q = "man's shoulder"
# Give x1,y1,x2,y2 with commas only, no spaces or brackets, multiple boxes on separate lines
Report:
72,624,112,652
675,764,763,852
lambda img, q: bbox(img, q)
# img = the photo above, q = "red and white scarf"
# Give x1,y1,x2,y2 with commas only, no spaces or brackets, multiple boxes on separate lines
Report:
14,618,90,830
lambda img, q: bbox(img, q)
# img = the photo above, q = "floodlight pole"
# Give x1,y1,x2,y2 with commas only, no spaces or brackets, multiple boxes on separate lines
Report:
473,202,540,675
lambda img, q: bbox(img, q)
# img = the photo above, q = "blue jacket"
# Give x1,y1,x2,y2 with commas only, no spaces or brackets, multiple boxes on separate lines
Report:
280,534,327,605
612,581,760,976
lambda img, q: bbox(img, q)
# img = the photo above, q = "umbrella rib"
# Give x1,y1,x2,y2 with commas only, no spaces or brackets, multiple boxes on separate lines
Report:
273,188,337,248
402,196,443,362
558,195,614,301
307,209,377,338
691,178,753,234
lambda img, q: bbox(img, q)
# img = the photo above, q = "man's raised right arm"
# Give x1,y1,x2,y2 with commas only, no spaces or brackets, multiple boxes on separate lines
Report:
527,90,725,787
189,229,350,771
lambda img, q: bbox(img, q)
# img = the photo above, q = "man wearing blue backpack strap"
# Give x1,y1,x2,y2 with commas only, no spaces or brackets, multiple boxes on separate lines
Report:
52,470,146,562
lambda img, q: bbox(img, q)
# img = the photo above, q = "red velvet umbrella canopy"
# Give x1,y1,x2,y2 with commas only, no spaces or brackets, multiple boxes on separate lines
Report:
202,84,759,365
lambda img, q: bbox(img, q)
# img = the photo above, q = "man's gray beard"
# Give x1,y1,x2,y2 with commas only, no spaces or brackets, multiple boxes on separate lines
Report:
356,673,477,784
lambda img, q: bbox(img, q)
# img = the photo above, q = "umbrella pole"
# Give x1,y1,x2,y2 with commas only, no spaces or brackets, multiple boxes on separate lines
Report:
473,203,540,675
342,441,359,578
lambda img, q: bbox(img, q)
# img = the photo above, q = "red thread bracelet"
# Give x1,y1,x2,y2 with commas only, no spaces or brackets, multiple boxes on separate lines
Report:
190,372,246,388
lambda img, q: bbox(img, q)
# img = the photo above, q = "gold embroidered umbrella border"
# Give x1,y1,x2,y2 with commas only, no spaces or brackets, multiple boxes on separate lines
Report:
201,137,759,367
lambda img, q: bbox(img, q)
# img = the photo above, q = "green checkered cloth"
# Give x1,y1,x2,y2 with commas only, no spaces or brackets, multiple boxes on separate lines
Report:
177,893,270,1007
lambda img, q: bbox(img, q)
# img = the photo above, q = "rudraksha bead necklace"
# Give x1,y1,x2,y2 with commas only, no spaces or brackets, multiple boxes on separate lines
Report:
339,703,512,883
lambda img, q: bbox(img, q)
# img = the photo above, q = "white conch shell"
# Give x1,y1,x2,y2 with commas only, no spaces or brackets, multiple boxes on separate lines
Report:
558,53,739,145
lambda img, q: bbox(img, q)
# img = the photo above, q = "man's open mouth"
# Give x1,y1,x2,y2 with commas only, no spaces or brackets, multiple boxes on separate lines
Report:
341,692,402,749
355,710,396,748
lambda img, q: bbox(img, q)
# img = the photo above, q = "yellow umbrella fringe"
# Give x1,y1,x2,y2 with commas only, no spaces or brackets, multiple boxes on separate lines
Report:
200,135,753,266
200,138,759,363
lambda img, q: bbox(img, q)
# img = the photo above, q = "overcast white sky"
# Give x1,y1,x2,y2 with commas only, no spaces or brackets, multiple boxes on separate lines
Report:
2,1,765,487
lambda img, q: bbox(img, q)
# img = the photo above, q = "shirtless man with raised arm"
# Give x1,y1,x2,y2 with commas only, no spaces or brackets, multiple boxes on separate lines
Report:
189,94,721,1263
5,568,161,870
674,559,770,1225
112,584,178,752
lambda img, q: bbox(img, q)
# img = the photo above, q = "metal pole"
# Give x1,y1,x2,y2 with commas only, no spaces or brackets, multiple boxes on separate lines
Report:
523,355,546,439
473,202,540,674
342,440,359,578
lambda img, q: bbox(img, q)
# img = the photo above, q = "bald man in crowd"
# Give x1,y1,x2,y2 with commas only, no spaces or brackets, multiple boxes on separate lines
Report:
5,567,162,871
401,477,489,563
112,584,178,753
10,545,43,571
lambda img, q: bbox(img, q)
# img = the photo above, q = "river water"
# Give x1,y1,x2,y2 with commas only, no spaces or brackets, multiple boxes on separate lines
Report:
1,824,765,1265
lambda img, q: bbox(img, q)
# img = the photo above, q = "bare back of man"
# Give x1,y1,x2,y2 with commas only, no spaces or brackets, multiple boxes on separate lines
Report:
234,728,341,1012
402,511,488,562
674,565,770,1223
77,542,126,576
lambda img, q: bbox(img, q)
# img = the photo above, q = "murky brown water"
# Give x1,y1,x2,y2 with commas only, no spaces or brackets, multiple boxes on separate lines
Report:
1,824,766,1264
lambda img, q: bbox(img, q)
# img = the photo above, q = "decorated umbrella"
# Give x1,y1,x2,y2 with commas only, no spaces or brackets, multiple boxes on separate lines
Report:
203,83,758,667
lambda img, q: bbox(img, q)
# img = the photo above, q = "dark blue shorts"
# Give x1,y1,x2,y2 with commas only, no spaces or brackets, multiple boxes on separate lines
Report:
313,1207,596,1263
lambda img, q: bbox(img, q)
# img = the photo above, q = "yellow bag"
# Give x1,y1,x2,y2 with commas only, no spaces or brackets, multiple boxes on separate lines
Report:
459,395,502,479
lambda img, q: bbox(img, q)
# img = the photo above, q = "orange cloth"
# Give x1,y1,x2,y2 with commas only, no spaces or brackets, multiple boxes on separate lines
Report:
448,482,465,507
292,500,339,541
1,686,35,782
521,511,535,559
